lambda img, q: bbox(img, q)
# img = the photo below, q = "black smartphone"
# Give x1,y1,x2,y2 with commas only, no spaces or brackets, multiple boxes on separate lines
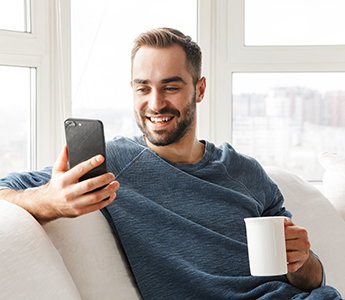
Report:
64,118,108,192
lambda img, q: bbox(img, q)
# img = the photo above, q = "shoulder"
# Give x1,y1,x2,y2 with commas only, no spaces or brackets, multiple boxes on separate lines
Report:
106,136,148,176
212,142,286,215
215,141,269,183
106,135,145,154
211,142,262,173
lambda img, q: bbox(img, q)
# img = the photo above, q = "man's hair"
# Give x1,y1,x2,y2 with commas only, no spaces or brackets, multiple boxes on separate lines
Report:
131,27,202,85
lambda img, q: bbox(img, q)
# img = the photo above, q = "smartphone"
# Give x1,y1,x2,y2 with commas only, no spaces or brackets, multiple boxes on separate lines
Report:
64,118,108,193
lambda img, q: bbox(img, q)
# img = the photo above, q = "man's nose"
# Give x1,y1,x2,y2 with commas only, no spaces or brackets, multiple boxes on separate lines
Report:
148,90,166,112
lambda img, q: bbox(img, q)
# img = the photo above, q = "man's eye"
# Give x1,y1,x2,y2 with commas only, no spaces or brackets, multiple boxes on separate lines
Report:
165,87,178,91
137,88,148,93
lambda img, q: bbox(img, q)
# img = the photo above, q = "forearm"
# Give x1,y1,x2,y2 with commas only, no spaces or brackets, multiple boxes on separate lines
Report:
0,148,118,225
0,185,55,224
286,250,323,291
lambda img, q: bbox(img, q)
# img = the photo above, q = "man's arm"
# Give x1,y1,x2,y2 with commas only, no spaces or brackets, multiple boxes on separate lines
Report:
284,218,323,291
0,145,119,224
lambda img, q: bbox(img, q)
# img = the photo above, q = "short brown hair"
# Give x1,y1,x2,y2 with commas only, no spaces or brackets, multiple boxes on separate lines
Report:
131,27,202,85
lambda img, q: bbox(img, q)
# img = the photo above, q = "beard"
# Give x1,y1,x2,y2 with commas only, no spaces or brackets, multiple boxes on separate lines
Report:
135,89,197,147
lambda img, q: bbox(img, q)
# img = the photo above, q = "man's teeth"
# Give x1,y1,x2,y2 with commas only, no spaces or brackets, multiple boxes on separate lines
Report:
150,117,172,123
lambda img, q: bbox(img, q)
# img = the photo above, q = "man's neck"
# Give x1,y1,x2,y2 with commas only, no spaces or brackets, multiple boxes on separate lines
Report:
144,134,205,164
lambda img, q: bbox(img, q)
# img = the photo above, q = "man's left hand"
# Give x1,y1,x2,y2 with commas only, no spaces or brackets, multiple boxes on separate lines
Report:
284,217,310,273
284,217,323,291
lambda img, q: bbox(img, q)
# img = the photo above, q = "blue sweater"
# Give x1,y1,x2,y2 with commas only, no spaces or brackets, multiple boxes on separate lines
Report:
0,136,341,299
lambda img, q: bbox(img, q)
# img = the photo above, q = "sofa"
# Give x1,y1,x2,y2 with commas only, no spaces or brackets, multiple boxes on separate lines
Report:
0,167,344,299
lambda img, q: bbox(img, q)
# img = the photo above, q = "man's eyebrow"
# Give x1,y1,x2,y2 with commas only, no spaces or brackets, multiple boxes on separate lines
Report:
132,76,187,85
161,76,187,85
133,79,149,85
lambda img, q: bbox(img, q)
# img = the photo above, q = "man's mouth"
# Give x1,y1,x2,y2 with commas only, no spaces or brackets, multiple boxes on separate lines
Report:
148,116,174,123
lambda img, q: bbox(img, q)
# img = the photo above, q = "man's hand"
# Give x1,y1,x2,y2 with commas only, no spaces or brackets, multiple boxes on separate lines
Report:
284,217,323,291
0,145,119,224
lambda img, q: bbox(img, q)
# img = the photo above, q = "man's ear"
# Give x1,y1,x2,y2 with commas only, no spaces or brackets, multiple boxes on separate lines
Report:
130,81,133,88
196,77,206,103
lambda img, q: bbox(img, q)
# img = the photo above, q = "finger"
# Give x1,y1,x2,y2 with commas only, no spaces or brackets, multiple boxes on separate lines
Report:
286,248,309,264
64,154,105,184
286,234,310,249
85,180,119,203
286,249,310,273
67,181,118,215
285,235,308,253
52,145,69,175
286,239,301,251
284,217,294,227
68,178,118,206
72,194,116,216
76,173,116,195
285,225,309,242
287,260,304,274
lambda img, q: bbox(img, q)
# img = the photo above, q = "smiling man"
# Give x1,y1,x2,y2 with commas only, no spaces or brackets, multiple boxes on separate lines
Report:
131,40,206,163
0,28,342,299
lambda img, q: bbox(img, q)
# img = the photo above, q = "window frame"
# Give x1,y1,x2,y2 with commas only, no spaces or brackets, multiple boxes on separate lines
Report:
197,0,345,146
0,0,71,170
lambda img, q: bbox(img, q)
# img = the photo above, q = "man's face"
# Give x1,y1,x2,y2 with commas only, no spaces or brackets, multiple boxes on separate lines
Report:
131,44,197,147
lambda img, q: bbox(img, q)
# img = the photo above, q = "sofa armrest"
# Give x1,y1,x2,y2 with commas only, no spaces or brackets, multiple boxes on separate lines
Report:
0,199,81,300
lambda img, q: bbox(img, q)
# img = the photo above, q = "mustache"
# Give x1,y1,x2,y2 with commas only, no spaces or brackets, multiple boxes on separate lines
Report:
142,107,181,118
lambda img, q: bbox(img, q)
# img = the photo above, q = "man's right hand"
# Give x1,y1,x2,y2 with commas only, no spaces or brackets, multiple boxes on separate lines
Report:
0,145,119,224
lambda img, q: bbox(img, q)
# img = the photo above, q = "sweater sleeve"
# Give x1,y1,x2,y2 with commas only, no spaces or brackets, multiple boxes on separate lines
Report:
0,166,52,190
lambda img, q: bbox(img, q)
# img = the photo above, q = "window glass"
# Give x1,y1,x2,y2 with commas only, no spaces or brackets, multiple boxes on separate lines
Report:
0,65,34,177
232,73,345,181
71,0,197,140
245,0,345,46
0,0,31,32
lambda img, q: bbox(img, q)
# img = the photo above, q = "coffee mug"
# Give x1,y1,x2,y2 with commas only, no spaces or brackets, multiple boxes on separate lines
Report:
244,216,287,276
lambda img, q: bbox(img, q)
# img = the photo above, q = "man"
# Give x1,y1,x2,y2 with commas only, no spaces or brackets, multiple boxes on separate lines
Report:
0,28,341,299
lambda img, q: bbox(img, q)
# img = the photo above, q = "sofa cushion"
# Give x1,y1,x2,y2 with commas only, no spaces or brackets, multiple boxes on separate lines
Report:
0,200,81,300
265,166,345,297
43,210,142,300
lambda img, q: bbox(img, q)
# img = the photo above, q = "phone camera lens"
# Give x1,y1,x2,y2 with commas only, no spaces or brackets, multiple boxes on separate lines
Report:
66,120,76,127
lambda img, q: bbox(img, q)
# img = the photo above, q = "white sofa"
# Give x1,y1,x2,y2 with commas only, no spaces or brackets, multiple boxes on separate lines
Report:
0,167,344,299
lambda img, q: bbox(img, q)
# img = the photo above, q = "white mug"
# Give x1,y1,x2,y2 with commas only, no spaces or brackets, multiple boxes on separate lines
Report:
244,216,287,276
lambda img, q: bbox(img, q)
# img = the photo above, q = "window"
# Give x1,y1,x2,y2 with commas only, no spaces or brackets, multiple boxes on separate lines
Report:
71,0,198,140
0,0,71,175
232,73,345,180
0,0,31,32
0,66,35,177
198,0,345,181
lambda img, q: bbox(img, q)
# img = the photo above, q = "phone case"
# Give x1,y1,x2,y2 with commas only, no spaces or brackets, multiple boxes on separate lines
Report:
64,118,108,183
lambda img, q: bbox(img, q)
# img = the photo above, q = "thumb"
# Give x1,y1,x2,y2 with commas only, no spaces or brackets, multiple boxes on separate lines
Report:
52,145,69,175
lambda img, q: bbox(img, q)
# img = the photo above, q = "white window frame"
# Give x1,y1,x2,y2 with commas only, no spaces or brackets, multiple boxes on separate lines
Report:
198,0,345,146
0,0,71,170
